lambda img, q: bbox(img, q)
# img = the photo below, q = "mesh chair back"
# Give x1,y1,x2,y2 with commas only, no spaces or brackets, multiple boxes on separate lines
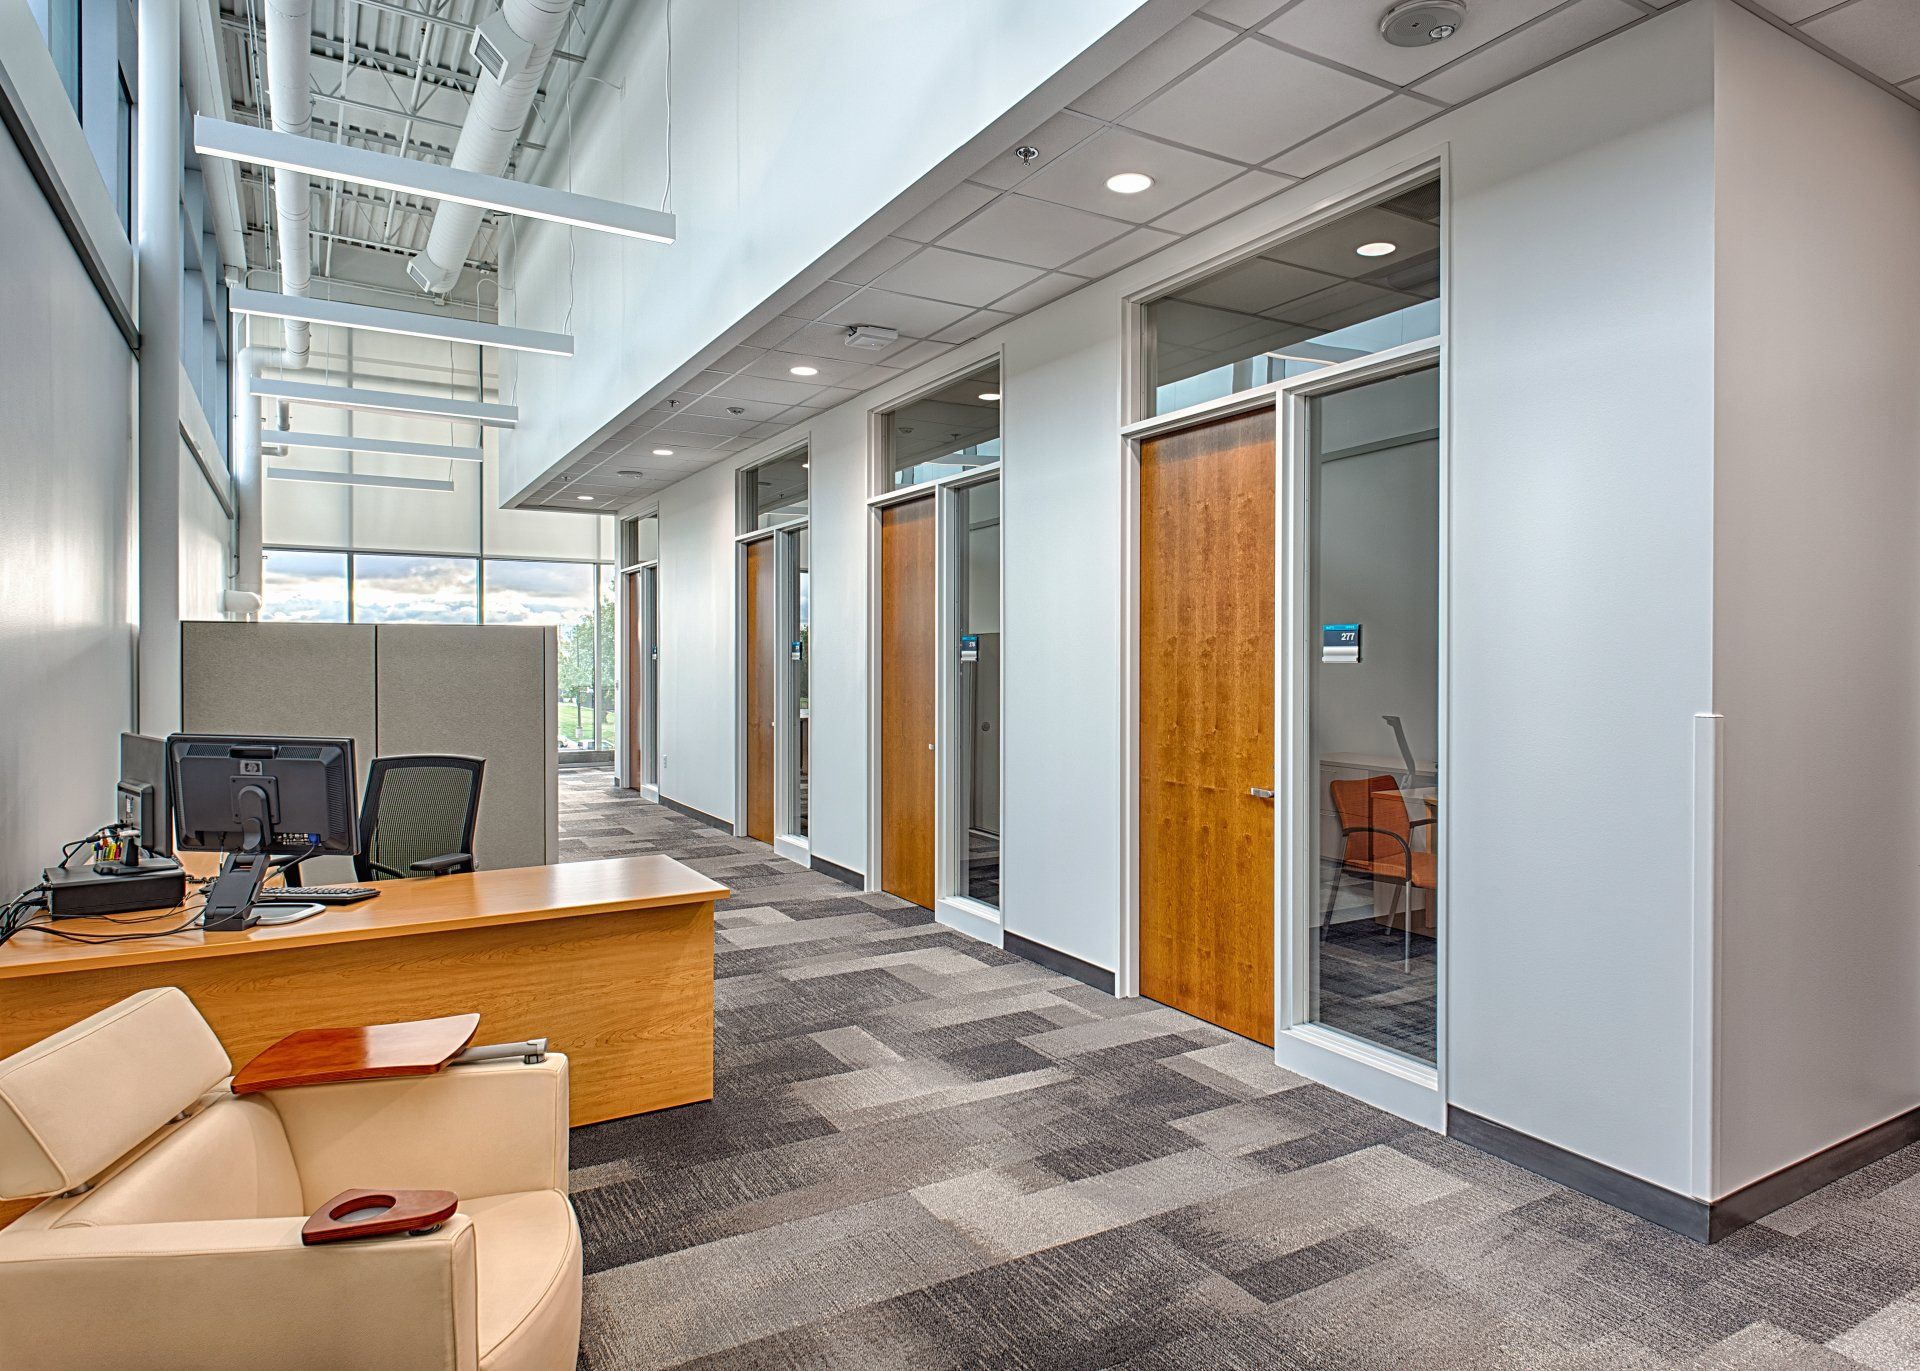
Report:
355,755,484,882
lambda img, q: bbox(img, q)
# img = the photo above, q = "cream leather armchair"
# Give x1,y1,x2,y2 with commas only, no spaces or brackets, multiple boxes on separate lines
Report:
0,988,582,1371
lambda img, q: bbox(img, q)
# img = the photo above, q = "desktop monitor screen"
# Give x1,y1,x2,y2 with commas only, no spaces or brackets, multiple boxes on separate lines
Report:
167,735,360,858
117,732,171,857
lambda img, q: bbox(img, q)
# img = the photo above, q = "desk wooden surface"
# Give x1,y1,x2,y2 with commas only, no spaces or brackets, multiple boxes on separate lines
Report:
0,855,727,977
0,856,728,1136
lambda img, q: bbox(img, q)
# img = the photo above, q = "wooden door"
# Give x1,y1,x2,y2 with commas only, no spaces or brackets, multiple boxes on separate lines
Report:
880,497,936,908
624,569,643,789
1139,407,1276,1044
744,538,777,843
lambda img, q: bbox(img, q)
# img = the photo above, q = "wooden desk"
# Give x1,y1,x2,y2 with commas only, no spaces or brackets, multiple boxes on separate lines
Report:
0,855,728,1131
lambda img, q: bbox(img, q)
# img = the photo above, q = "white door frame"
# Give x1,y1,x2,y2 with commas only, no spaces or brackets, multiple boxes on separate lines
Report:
638,561,659,802
1118,337,1446,1130
934,466,1004,946
773,520,811,866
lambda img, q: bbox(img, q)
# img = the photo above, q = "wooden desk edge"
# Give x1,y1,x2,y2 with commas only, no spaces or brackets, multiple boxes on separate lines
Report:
0,884,729,979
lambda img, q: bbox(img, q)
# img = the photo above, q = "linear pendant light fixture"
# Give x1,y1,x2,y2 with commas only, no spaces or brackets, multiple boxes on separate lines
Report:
229,287,573,357
268,466,457,493
251,376,520,427
262,429,486,462
194,115,676,245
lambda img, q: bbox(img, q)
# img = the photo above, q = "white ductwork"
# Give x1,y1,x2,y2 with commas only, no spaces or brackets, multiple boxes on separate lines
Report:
408,0,572,296
233,0,317,609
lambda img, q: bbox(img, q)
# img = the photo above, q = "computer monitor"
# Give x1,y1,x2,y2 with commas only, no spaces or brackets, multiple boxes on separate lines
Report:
167,735,360,930
114,732,172,862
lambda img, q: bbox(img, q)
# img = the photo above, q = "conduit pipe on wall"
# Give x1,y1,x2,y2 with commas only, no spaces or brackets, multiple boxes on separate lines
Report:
408,0,573,296
230,0,317,610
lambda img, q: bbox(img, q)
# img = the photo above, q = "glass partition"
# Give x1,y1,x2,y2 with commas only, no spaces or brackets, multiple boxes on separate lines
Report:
956,480,1001,907
1145,180,1439,417
742,449,809,531
885,364,1001,491
1306,365,1441,1064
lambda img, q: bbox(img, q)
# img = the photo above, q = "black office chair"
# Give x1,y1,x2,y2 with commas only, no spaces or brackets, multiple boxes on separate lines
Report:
353,754,485,883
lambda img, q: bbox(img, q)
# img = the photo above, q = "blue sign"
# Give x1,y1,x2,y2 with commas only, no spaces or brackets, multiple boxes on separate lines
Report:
1322,623,1361,664
959,634,979,663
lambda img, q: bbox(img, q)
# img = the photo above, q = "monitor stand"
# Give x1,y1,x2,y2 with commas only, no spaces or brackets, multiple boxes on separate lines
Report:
202,849,273,931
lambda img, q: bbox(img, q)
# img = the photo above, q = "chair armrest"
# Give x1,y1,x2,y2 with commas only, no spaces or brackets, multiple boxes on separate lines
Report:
265,1054,570,1207
410,853,473,876
232,1014,481,1095
0,1215,479,1371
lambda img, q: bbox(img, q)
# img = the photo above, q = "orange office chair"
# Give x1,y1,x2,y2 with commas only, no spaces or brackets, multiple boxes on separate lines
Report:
1326,774,1435,969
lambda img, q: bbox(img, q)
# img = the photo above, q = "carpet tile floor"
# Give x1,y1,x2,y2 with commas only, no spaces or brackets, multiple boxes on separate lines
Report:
559,769,1920,1370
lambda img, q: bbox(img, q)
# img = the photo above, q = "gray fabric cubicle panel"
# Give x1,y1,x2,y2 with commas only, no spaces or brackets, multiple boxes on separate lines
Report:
179,622,377,883
373,624,558,870
179,622,378,781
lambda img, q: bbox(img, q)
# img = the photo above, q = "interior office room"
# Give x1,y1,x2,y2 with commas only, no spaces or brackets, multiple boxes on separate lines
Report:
4,0,1920,1367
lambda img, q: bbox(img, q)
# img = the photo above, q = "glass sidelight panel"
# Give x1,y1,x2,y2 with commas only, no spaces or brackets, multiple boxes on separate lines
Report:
780,525,811,841
955,480,1001,907
1306,365,1440,1064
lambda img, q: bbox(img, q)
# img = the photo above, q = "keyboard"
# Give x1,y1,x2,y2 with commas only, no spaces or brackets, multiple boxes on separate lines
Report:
273,885,379,904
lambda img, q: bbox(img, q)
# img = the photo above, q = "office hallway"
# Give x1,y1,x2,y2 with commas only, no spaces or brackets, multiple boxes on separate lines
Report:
556,771,1920,1371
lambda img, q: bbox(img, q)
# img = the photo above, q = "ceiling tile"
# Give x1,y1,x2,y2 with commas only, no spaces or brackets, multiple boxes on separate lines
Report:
823,288,976,338
742,315,808,349
1068,16,1239,120
1200,0,1290,27
1062,224,1179,278
1751,0,1848,20
1264,204,1439,276
970,110,1106,190
1264,0,1567,85
931,308,1016,345
683,394,789,423
1415,0,1642,104
1121,38,1385,165
741,349,870,388
1802,0,1920,84
896,182,1000,243
1266,94,1438,179
989,271,1091,314
1151,168,1294,234
813,386,863,408
836,237,920,285
785,279,864,318
884,339,957,370
1014,126,1243,224
708,373,827,406
939,194,1134,269
711,344,766,373
873,245,1044,306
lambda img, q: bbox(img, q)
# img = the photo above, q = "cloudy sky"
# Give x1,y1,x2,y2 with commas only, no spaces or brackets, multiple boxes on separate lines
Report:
262,551,602,626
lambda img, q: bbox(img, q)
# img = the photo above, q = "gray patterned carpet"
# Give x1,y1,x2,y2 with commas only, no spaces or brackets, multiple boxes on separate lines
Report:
558,769,1920,1371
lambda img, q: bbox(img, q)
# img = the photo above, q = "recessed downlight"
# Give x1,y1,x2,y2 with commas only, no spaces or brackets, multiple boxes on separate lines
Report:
1355,241,1398,257
978,391,1001,402
1105,172,1154,195
651,448,674,456
575,494,595,502
789,365,819,376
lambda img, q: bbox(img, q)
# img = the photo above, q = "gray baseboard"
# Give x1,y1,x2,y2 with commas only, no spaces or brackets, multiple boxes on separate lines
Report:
1004,932,1115,995
1449,1104,1920,1243
660,794,732,833
811,855,864,888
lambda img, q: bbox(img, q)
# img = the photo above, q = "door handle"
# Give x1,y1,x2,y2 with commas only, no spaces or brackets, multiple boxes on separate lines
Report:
1249,787,1274,800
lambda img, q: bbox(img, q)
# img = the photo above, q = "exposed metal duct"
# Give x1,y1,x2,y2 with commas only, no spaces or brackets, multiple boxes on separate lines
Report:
233,0,317,608
408,0,572,296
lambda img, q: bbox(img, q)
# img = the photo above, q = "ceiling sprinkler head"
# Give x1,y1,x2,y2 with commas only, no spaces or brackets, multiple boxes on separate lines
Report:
1379,0,1467,48
727,406,746,416
1014,145,1039,165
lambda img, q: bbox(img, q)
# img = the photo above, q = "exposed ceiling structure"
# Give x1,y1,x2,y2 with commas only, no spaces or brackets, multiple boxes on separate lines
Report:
216,0,609,308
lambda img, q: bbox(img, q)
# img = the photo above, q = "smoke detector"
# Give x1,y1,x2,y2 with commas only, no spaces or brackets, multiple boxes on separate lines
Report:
472,8,537,81
1379,0,1466,47
843,324,899,351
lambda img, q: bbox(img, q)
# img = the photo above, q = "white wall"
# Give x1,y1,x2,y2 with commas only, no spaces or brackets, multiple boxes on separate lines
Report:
500,0,1188,502
1709,4,1920,1196
0,122,136,896
631,4,1804,1193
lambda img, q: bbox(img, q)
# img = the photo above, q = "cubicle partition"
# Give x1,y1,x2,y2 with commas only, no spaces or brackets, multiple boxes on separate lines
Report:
181,622,560,876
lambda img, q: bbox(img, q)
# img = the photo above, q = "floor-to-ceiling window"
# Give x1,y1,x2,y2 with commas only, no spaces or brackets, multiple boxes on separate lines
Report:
256,323,616,759
954,478,1000,908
